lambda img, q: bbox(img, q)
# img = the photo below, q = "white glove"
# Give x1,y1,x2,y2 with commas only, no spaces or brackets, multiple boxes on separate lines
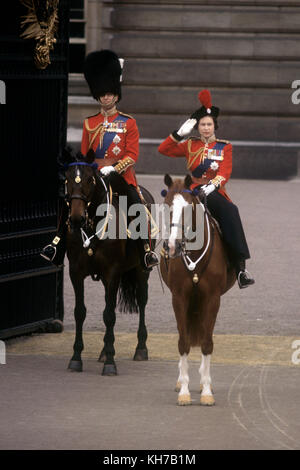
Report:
177,118,197,137
202,183,216,196
100,165,115,176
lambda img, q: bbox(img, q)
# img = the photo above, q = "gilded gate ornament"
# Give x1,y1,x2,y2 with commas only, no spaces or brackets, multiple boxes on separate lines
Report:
20,0,59,70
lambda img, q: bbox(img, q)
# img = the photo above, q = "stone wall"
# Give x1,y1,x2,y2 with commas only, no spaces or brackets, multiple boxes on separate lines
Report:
68,0,300,178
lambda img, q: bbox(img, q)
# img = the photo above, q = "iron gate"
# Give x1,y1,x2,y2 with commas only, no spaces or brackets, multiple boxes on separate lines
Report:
0,0,70,339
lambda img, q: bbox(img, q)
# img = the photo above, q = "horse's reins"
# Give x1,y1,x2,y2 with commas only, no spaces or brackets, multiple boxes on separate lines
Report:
81,174,112,247
65,162,113,248
181,194,212,272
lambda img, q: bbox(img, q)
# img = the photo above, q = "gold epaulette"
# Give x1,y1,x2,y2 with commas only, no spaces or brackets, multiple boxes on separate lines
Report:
118,111,134,120
216,138,230,145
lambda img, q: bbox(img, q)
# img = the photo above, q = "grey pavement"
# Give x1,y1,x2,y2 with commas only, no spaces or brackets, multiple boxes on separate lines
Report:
1,355,300,450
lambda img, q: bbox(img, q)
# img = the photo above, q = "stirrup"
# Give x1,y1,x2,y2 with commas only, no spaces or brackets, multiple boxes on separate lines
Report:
40,244,57,262
237,270,255,289
144,251,159,269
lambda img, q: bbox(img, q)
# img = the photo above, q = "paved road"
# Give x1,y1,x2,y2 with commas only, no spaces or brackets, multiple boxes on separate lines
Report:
1,351,300,451
63,176,300,336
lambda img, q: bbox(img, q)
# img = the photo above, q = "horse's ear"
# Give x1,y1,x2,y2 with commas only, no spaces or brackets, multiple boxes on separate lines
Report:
184,174,192,189
164,174,173,187
62,145,77,164
85,148,95,164
75,151,84,161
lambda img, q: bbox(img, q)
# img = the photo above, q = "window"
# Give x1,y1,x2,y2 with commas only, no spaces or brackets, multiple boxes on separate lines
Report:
69,0,86,73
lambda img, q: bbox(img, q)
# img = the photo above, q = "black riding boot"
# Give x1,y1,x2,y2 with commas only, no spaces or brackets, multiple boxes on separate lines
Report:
204,191,254,289
40,202,68,267
235,259,255,289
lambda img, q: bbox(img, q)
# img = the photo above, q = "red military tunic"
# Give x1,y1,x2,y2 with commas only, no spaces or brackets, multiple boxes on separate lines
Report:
81,109,139,187
158,134,232,201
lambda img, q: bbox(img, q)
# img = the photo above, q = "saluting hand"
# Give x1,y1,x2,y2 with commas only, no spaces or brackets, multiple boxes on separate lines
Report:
177,118,197,137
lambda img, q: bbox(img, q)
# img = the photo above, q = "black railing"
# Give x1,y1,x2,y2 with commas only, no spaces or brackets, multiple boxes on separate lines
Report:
0,0,70,339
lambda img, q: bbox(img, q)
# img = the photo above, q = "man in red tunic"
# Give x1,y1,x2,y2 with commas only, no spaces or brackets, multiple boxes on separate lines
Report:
158,90,254,289
81,50,139,188
41,50,158,270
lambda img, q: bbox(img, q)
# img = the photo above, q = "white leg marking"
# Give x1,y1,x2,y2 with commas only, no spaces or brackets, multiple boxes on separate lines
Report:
199,354,213,396
178,353,190,396
177,354,192,404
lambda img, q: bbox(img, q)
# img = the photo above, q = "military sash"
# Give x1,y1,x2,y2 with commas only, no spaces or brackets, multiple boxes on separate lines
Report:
191,141,226,178
95,114,128,159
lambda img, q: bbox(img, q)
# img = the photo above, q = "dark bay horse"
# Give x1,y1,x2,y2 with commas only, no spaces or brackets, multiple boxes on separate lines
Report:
160,174,236,405
64,149,153,376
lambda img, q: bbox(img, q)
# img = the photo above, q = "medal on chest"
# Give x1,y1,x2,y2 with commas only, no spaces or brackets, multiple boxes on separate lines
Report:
206,148,224,161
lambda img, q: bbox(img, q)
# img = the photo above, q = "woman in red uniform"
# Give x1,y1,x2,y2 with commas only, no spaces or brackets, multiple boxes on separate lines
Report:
41,50,158,270
158,90,254,289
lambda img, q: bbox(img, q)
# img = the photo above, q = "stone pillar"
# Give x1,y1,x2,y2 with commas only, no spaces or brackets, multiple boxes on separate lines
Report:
86,0,103,53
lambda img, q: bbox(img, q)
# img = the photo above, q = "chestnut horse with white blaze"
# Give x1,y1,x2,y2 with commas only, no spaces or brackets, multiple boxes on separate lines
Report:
160,174,236,406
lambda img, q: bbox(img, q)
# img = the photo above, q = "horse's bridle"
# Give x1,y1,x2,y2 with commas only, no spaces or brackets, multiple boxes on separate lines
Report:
65,161,100,237
163,187,215,278
65,161,98,204
65,161,113,248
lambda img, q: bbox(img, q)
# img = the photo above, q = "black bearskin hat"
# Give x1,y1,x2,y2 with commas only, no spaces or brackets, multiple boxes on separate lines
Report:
191,90,220,128
83,49,123,101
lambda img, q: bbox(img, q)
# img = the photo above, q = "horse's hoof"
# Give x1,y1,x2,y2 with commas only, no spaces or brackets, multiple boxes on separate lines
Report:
133,348,148,361
68,360,83,372
102,363,117,376
200,395,215,406
175,381,181,392
177,394,192,406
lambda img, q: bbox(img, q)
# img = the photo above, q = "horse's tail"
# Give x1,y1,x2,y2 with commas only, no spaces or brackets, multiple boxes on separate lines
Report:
117,268,139,313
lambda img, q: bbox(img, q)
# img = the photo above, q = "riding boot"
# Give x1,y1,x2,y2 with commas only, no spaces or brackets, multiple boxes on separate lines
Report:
235,258,255,289
40,202,68,267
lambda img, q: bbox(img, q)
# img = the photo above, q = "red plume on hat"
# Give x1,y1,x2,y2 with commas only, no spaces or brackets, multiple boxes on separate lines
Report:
198,90,212,110
190,89,220,125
